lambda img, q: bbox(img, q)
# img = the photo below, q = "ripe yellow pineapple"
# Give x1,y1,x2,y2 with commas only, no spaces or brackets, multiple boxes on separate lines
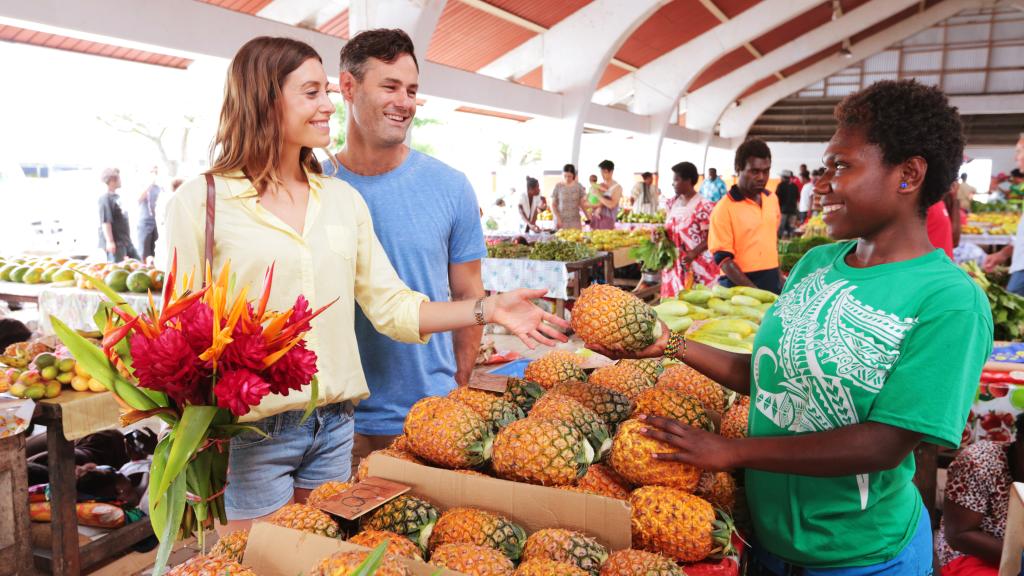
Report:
362,495,439,553
548,381,634,427
528,394,611,460
429,543,515,576
633,388,713,431
719,396,750,439
209,529,249,563
617,358,665,382
571,285,660,351
588,364,656,400
695,471,736,513
307,481,354,508
166,554,256,576
657,365,726,413
609,420,699,491
428,507,527,561
524,351,587,389
514,559,589,576
267,503,340,538
354,448,422,482
522,528,608,574
492,418,593,486
599,549,685,576
630,486,735,563
449,386,525,430
568,463,633,501
404,397,494,468
503,378,546,413
349,529,424,560
309,550,411,576
389,434,412,451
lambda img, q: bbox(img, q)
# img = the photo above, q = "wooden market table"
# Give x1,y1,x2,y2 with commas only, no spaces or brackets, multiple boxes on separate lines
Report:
31,391,153,575
0,281,45,305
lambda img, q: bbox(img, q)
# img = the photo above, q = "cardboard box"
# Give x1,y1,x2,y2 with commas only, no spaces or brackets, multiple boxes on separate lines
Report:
244,522,465,576
365,454,632,551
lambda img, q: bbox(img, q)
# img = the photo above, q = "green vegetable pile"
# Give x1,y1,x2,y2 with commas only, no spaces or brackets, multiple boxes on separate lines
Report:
778,236,833,273
963,260,1024,340
628,229,678,272
971,200,1014,213
618,211,666,224
486,241,596,262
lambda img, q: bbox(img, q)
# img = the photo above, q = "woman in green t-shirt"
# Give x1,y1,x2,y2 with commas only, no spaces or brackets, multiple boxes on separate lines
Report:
592,80,993,574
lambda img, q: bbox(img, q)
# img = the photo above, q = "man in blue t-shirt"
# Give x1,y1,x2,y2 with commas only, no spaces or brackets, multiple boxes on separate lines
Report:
329,29,487,461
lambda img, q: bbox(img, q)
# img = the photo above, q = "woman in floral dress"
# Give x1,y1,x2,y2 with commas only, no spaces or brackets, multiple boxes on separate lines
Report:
661,161,719,296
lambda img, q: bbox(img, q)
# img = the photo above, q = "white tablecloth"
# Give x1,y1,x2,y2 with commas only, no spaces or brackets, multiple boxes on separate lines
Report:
38,287,154,335
482,258,570,299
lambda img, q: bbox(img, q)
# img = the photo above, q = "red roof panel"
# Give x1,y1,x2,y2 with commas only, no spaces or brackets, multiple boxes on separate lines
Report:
0,24,191,69
596,65,631,89
689,46,755,91
427,0,536,72
715,0,764,19
318,9,349,39
483,0,591,28
515,66,543,89
613,0,720,68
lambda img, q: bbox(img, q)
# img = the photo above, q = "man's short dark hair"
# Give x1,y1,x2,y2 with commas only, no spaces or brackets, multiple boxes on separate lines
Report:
1013,169,1024,179
641,172,653,180
708,167,717,174
563,164,576,175
960,173,968,180
734,139,771,173
598,160,615,172
835,79,964,214
340,28,419,81
526,176,539,189
671,162,699,186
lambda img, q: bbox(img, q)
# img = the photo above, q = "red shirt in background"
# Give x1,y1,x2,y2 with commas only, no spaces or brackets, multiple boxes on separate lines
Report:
926,201,954,259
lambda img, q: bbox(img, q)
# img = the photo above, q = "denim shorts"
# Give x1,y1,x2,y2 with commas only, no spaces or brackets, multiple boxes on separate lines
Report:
225,402,354,520
749,506,933,576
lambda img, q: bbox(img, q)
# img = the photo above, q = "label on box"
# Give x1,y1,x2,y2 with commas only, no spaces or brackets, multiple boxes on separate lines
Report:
313,477,410,520
469,373,508,394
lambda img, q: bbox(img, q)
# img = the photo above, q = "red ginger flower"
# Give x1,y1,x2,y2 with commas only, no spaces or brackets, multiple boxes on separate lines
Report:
266,342,318,396
129,330,206,406
214,369,271,416
178,301,214,355
219,329,268,373
286,295,314,333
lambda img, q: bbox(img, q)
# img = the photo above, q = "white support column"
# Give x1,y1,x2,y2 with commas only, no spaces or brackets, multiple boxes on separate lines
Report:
718,0,994,139
685,0,921,135
347,0,447,55
538,0,671,168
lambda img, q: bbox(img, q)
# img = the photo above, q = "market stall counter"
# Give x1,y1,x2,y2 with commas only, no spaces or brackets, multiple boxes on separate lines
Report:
31,391,153,575
36,286,153,336
0,281,46,305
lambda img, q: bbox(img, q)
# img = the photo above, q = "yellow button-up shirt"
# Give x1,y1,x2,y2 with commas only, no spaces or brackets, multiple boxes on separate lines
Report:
164,170,428,422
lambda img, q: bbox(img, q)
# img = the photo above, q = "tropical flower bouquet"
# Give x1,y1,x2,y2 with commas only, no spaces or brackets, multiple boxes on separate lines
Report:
52,252,331,574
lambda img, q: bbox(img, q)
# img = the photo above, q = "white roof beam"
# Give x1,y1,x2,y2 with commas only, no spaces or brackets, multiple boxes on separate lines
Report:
718,0,1000,139
348,0,447,55
685,0,923,134
256,0,349,30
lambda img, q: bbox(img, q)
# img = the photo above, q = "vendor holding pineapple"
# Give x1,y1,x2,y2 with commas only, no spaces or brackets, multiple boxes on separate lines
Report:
590,81,993,575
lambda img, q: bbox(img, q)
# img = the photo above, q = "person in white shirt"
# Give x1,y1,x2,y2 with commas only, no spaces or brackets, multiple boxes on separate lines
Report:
518,176,542,233
798,168,821,221
630,171,660,215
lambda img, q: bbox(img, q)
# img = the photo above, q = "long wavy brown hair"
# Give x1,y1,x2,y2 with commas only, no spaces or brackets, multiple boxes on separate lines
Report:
209,36,323,193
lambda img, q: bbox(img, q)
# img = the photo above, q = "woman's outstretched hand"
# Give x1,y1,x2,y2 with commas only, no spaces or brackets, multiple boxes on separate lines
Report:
583,320,671,359
638,414,737,471
490,289,570,349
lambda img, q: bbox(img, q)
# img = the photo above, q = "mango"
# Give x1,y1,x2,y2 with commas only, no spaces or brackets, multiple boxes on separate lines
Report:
56,371,74,385
24,384,46,400
87,378,106,393
33,352,57,368
57,358,76,373
44,380,61,399
70,376,90,392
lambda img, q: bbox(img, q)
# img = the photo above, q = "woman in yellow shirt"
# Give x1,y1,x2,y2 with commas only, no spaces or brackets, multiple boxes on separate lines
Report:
165,36,567,529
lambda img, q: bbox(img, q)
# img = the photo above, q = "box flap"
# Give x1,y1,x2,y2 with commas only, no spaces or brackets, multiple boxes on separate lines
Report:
366,454,632,550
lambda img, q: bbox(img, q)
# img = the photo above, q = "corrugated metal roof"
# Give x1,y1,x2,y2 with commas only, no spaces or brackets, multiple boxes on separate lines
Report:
427,0,537,72
318,9,349,39
689,47,754,91
613,0,721,68
597,65,631,89
195,0,274,14
484,0,591,28
515,66,543,88
0,24,192,69
455,106,532,122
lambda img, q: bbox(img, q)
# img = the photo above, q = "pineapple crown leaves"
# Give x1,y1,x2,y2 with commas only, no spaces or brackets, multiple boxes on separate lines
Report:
709,508,739,560
501,523,529,561
575,438,596,478
466,433,495,466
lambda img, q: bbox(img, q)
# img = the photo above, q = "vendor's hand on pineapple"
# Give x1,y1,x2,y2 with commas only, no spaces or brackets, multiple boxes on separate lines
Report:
583,320,672,359
637,413,736,472
489,289,571,349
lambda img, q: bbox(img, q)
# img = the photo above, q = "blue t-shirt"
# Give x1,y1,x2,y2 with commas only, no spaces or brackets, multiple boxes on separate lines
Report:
326,150,487,435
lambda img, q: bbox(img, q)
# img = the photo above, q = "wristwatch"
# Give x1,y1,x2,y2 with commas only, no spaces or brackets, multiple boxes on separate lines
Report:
474,297,487,326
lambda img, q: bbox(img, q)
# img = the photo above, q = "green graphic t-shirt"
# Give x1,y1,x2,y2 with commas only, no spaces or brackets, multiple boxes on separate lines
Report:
746,241,993,568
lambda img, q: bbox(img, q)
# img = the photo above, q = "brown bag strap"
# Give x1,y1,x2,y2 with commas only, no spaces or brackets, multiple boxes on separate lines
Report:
203,173,216,287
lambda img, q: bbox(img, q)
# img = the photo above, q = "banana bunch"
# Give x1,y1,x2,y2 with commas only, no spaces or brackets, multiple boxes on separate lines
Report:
652,284,778,353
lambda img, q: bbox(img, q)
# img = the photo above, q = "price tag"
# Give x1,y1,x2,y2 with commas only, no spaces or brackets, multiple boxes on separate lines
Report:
468,373,509,394
313,477,411,521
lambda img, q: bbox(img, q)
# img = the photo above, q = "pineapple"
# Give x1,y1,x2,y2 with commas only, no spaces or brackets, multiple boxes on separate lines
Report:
267,503,340,538
588,364,656,400
524,351,587,389
571,285,660,352
209,529,248,563
404,397,494,468
695,471,736,513
307,481,354,508
309,550,411,576
354,448,422,482
522,528,608,574
569,463,632,501
429,543,515,576
349,529,424,560
617,358,665,382
719,396,750,439
166,554,255,576
528,395,612,461
428,507,527,561
633,388,713,432
515,559,589,576
548,381,634,427
363,495,439,552
599,549,685,576
503,378,546,413
390,434,412,451
492,418,593,486
630,486,735,563
609,420,699,491
449,387,525,430
657,365,726,413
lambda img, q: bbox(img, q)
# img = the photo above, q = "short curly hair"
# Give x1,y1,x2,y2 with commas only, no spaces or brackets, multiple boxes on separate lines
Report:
671,161,699,185
834,79,964,214
734,138,771,174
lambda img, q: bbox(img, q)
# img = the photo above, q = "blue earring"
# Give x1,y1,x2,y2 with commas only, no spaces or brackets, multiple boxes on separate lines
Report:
900,182,907,189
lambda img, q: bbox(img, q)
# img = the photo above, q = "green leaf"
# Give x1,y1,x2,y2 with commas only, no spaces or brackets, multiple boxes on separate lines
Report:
151,406,219,509
350,543,388,576
74,269,137,317
148,436,171,539
150,471,187,576
301,375,319,425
